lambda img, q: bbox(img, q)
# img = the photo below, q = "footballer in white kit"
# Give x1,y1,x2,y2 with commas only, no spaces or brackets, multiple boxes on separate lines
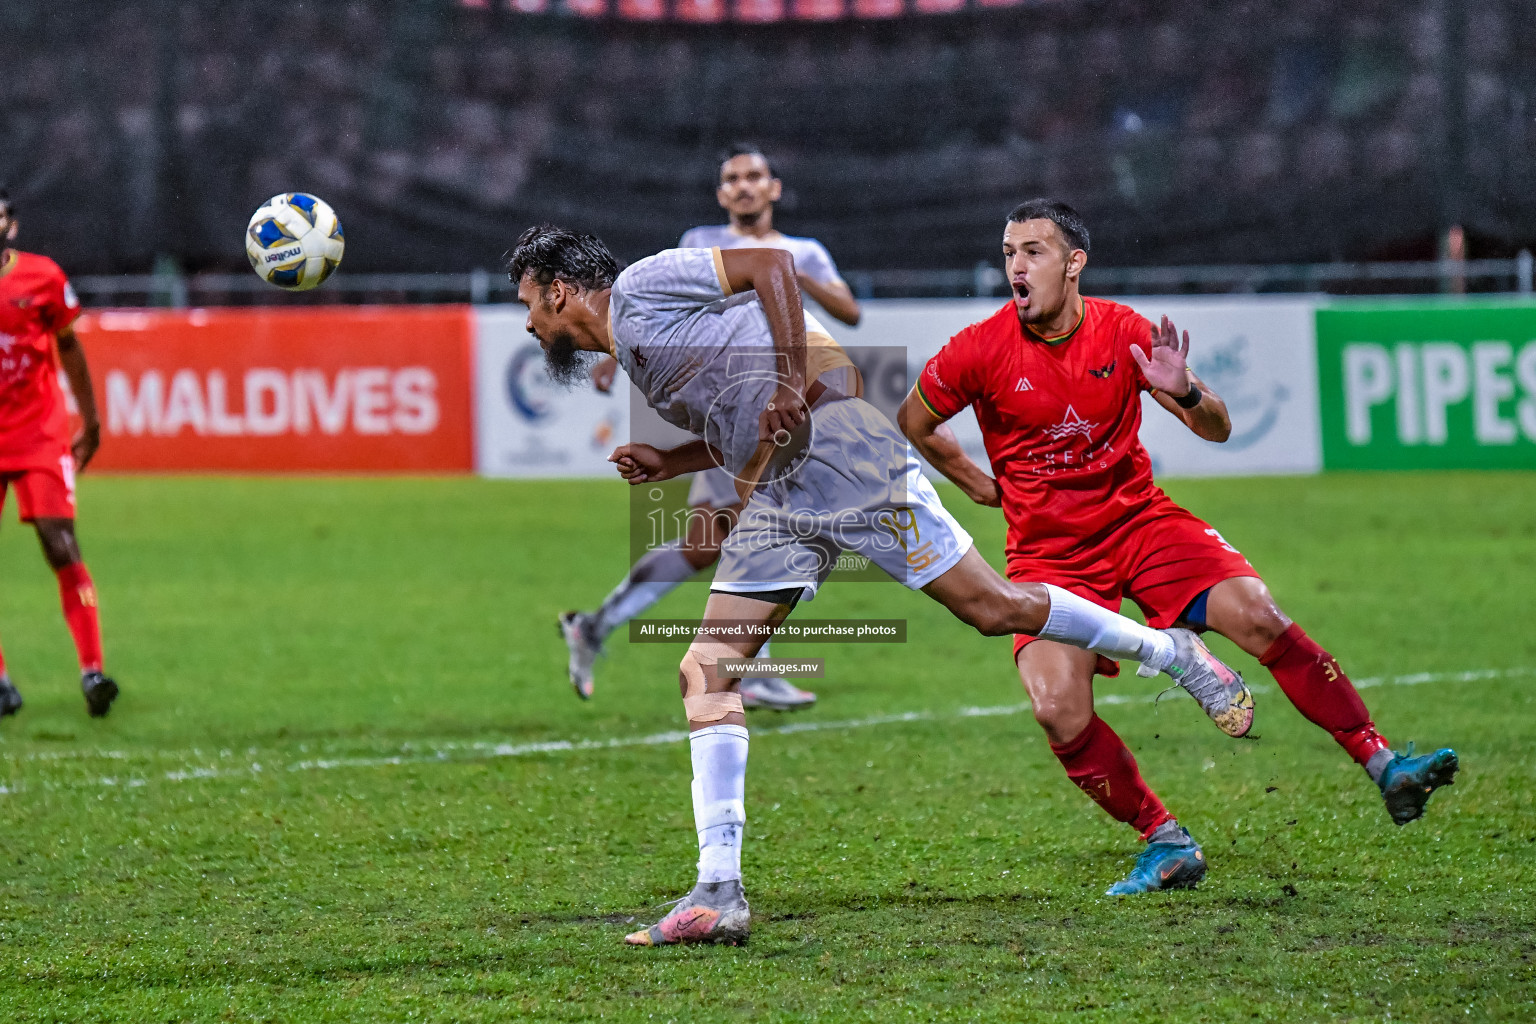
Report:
509,224,1253,947
559,146,862,710
673,225,857,517
606,246,967,597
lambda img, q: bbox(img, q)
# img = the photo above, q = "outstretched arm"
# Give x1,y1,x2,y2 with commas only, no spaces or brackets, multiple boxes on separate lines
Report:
897,388,1001,507
1131,315,1231,443
55,325,102,470
609,440,723,484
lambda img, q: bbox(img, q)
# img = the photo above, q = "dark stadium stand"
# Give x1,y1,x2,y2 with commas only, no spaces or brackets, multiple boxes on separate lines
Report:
1,0,1531,277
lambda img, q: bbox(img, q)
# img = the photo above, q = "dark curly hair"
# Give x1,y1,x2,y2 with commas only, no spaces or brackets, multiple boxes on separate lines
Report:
507,224,618,291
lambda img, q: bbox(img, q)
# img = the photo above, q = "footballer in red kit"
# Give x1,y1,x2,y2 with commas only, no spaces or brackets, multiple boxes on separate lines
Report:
901,199,1458,895
0,186,118,718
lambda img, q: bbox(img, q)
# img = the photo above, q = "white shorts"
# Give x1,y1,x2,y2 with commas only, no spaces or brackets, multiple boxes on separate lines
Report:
686,466,742,510
710,395,973,601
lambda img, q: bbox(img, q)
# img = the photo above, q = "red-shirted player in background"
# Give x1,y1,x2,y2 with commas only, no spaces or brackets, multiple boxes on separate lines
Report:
0,186,118,718
900,199,1457,895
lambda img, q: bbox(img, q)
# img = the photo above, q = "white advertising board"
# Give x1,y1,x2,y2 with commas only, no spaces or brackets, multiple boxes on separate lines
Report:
473,295,1322,480
473,308,629,478
1121,296,1321,477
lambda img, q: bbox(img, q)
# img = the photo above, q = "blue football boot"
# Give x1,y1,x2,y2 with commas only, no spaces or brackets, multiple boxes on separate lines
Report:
1378,743,1458,825
1106,828,1206,895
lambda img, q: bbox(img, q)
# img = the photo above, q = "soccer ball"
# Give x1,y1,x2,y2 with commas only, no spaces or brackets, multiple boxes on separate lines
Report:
244,193,344,291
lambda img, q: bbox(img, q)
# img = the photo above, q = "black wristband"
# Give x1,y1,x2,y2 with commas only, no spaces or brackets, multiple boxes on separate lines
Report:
1173,383,1203,409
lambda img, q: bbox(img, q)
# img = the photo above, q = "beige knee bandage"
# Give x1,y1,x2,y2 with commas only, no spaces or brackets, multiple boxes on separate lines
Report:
684,691,745,722
681,640,746,722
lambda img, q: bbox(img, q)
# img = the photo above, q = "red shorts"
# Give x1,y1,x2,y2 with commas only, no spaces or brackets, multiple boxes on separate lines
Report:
1008,498,1257,677
0,454,78,522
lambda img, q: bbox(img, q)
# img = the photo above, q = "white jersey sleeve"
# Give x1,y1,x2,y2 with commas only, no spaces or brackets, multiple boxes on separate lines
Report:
612,247,732,318
794,238,844,286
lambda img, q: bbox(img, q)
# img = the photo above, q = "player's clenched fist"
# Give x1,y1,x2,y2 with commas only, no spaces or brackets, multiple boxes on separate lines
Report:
608,443,670,484
759,382,809,444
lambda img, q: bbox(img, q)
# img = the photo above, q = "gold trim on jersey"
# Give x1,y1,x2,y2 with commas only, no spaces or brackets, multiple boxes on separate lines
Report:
711,247,733,297
915,379,945,419
806,329,860,394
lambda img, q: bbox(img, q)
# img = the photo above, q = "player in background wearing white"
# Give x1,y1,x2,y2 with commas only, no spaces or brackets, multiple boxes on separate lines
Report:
560,146,862,711
511,225,1251,947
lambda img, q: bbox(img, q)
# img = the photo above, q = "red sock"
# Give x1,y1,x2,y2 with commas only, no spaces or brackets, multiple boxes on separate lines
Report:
1050,715,1172,840
56,562,103,674
1260,624,1388,767
0,637,7,676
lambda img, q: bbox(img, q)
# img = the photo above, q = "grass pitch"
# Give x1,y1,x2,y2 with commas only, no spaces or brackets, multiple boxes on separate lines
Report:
0,472,1533,1022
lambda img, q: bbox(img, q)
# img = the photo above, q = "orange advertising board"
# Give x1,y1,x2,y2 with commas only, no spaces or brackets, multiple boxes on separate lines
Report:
75,307,474,472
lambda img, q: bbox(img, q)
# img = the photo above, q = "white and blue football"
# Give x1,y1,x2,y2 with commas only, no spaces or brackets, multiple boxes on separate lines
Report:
244,192,344,291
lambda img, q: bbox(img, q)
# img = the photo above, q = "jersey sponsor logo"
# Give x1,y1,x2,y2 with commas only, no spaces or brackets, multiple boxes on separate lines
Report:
104,367,440,438
1089,359,1116,379
1042,404,1099,442
1014,377,1033,391
922,363,959,401
0,332,39,384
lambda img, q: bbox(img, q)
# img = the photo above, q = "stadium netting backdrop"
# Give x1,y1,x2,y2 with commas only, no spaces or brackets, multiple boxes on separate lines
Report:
3,0,1534,276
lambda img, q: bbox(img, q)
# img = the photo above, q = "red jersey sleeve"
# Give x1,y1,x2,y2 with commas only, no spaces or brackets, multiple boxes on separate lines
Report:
917,326,984,419
36,260,82,335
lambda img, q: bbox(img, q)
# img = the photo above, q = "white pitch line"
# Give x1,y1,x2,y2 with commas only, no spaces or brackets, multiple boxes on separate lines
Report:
1,665,1530,795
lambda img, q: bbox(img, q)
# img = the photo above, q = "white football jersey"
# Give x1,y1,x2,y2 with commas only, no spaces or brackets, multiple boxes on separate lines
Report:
677,225,845,286
608,247,848,480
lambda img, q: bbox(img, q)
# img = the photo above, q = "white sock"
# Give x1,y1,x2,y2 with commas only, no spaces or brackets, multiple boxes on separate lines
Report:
591,542,695,640
1037,584,1175,673
1365,748,1394,783
690,723,748,884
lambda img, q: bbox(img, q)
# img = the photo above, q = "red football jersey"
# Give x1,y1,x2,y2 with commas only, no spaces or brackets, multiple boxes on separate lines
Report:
0,250,81,469
918,296,1167,558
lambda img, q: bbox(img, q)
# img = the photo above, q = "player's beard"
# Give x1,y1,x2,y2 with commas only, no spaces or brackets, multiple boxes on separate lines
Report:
543,329,595,387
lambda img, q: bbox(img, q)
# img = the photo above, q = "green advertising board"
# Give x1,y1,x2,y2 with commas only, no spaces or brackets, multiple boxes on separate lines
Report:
1317,301,1536,470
